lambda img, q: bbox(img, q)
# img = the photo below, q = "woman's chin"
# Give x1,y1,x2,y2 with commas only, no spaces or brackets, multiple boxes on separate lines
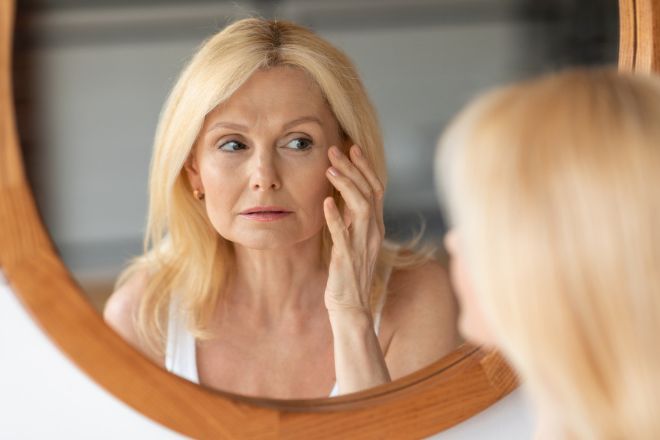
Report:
227,232,307,251
221,223,324,252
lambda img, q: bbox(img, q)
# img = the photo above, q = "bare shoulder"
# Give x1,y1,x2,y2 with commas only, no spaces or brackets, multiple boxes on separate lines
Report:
103,269,160,363
380,258,460,379
384,259,457,327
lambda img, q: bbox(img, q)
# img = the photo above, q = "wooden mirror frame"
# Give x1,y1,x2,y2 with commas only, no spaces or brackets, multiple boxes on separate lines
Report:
2,1,658,437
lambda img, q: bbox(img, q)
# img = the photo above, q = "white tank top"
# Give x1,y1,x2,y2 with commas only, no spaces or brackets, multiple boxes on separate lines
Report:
165,273,391,398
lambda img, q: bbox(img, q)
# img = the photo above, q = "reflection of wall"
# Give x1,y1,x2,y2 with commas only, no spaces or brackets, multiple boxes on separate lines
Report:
13,0,617,287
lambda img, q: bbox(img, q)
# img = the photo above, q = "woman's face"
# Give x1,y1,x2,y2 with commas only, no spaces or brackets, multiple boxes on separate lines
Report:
444,229,497,346
186,66,343,250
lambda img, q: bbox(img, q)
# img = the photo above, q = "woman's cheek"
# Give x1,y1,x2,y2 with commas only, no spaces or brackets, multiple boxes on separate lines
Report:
290,156,332,229
197,161,240,232
286,151,331,193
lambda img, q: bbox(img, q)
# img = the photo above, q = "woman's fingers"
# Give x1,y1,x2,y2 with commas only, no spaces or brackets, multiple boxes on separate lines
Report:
348,145,384,200
326,165,372,232
323,196,350,249
349,145,386,237
328,146,373,200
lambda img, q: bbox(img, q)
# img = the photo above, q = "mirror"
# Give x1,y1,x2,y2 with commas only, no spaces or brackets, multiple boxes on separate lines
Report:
3,0,643,437
12,0,619,400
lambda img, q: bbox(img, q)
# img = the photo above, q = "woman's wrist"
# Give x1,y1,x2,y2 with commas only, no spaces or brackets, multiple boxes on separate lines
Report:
328,306,391,393
327,308,374,335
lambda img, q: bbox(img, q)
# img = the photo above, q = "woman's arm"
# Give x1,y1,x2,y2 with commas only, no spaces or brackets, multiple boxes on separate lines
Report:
328,309,391,393
323,144,391,395
322,144,459,393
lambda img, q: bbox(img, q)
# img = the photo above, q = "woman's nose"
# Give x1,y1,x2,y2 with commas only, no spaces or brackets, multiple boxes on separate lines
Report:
249,149,281,191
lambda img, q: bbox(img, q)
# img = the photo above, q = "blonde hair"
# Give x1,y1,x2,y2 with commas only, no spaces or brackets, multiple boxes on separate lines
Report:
436,68,660,440
117,18,430,358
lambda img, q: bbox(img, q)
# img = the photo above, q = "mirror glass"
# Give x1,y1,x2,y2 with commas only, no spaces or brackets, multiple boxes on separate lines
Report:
13,0,618,400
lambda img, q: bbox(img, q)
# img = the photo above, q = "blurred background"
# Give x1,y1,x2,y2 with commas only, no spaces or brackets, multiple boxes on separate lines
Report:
12,0,618,311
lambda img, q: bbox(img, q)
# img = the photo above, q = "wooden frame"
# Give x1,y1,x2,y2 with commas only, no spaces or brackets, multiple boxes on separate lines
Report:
620,0,660,71
1,1,657,438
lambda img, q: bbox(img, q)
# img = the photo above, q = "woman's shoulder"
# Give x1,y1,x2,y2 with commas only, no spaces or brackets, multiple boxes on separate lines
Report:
385,258,456,323
103,268,160,361
379,258,460,378
103,269,147,337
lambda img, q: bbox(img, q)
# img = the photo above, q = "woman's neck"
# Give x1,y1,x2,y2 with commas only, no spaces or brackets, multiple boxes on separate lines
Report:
225,234,328,324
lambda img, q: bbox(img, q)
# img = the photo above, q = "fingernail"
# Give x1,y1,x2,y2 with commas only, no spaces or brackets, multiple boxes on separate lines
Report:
328,167,339,176
330,146,340,157
353,145,362,157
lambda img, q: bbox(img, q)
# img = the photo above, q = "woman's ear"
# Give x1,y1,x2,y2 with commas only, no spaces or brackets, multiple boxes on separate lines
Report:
184,153,203,191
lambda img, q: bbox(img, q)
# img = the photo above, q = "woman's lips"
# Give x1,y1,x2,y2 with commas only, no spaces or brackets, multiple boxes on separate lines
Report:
239,208,292,222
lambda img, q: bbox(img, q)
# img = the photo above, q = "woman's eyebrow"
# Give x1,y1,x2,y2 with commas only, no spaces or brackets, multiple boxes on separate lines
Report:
281,116,323,131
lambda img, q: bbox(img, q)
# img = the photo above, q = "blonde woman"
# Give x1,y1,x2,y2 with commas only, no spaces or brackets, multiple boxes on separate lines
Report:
103,18,458,399
436,68,660,439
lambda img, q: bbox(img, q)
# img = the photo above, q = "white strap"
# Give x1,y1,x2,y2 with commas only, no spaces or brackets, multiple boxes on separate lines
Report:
373,263,393,337
165,298,199,383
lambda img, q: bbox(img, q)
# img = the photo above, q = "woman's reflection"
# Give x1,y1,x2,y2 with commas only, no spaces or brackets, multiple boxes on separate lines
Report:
103,18,458,399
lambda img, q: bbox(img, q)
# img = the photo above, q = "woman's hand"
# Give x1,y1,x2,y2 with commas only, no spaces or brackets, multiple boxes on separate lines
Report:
323,144,385,315
323,144,391,395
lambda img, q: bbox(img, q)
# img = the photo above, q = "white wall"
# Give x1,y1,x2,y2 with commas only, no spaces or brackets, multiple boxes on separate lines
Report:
0,271,180,439
0,270,533,439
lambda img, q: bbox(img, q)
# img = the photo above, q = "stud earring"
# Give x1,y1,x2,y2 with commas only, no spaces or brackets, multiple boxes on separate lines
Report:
193,189,205,200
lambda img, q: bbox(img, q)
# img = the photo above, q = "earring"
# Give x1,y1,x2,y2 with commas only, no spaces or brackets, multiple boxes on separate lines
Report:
193,189,205,200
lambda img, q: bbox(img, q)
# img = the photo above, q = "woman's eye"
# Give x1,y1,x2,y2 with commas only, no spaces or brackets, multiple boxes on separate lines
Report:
283,138,313,151
218,140,247,152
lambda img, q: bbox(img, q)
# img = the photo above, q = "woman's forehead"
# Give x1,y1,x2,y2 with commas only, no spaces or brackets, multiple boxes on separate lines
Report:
203,67,336,129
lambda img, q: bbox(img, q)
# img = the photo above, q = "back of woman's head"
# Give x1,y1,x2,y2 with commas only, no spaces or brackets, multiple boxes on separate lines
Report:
437,68,660,439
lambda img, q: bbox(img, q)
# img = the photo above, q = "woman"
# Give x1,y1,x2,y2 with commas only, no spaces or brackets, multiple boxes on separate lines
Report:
104,18,458,399
436,68,660,439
